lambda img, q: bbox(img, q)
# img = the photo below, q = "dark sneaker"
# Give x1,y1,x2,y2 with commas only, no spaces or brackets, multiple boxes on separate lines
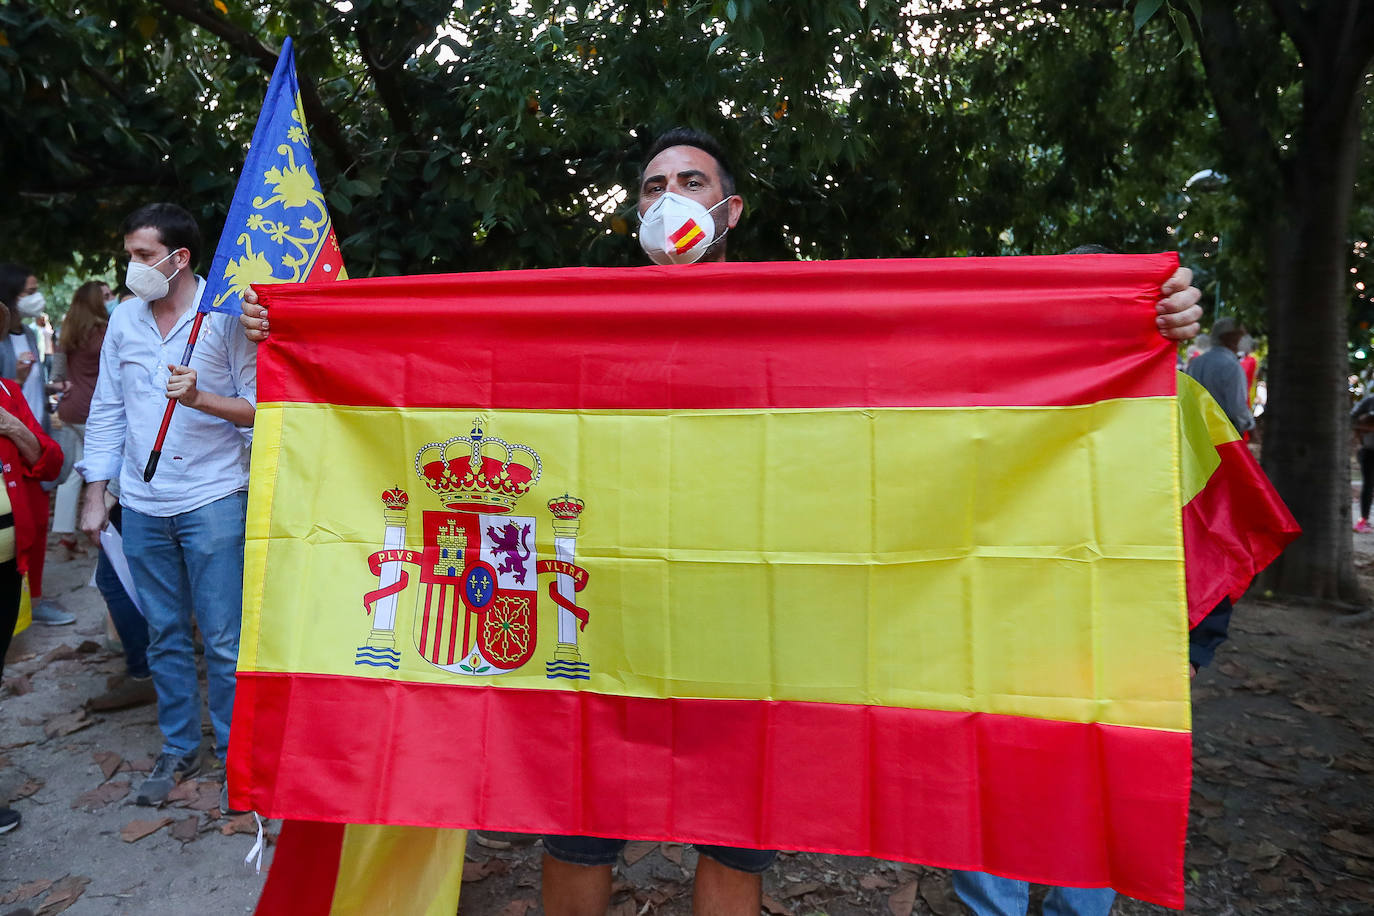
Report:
30,599,75,626
0,806,19,833
218,781,250,817
86,675,157,712
136,751,201,806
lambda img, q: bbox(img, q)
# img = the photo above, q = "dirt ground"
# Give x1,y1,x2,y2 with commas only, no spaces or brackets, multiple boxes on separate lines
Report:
3,523,1373,915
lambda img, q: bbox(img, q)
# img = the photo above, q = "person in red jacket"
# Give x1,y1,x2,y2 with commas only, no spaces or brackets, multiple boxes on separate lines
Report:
0,368,65,835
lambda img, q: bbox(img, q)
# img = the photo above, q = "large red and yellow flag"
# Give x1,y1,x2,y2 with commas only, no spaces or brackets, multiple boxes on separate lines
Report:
233,253,1230,907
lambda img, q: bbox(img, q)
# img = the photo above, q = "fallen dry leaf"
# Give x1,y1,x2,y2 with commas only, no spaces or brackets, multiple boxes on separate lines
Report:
75,640,101,654
12,777,43,799
92,750,124,780
1330,878,1374,903
888,879,919,916
124,755,155,773
860,873,896,890
170,816,200,844
497,901,534,916
43,710,94,739
35,874,91,915
1256,873,1288,894
164,780,200,806
4,674,33,695
1292,698,1342,717
779,881,822,900
1323,830,1374,859
761,893,794,916
0,878,53,904
623,841,656,865
71,779,130,811
121,817,172,843
919,877,964,916
39,644,79,667
659,842,684,865
1334,754,1374,773
461,857,510,882
1229,840,1285,870
220,813,259,836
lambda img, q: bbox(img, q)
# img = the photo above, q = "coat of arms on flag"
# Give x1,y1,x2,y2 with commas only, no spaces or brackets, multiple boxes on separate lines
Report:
357,419,591,679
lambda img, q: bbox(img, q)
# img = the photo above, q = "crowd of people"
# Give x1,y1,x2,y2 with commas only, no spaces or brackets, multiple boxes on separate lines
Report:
2,130,1285,916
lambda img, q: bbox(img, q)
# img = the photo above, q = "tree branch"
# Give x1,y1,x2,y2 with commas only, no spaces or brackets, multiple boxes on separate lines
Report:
905,0,1120,28
1191,3,1284,188
1267,0,1313,60
146,0,357,175
355,26,414,141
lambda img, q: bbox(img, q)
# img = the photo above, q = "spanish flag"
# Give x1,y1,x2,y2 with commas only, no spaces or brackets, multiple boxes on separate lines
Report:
231,254,1277,909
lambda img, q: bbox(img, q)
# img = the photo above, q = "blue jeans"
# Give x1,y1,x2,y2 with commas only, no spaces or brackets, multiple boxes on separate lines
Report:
122,492,247,759
543,834,777,874
97,506,150,679
952,871,1116,916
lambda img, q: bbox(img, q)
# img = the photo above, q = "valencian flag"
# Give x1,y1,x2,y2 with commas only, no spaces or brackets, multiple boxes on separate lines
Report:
201,36,345,316
231,254,1295,909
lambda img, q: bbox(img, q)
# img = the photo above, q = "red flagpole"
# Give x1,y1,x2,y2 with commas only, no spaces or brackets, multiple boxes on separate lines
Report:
143,310,207,482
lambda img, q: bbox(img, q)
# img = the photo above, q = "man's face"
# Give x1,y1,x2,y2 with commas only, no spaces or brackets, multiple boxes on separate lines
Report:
638,145,731,216
123,227,187,276
637,145,742,263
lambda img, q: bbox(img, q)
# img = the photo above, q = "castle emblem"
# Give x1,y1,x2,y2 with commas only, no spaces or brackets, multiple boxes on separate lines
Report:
356,420,591,680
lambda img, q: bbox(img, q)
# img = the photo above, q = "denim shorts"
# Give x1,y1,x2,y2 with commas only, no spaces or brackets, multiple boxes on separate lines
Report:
543,834,777,874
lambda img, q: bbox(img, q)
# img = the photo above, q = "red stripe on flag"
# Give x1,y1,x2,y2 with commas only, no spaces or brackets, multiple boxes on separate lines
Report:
1183,440,1300,625
253,820,346,915
254,255,1179,410
231,672,1189,908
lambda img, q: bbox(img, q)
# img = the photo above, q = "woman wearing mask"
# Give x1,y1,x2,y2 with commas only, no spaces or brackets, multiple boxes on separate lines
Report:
0,265,71,626
0,266,66,834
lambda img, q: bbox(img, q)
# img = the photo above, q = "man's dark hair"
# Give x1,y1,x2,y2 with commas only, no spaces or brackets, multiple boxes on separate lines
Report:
0,263,33,310
641,128,736,196
1064,244,1115,255
121,202,203,270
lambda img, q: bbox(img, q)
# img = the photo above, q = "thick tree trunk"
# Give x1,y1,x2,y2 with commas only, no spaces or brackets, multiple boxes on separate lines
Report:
1259,80,1365,602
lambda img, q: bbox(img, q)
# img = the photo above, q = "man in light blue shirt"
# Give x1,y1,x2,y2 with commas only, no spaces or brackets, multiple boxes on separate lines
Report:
77,202,257,807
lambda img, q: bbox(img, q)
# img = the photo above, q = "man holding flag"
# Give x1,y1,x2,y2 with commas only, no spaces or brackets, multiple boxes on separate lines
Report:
77,202,258,806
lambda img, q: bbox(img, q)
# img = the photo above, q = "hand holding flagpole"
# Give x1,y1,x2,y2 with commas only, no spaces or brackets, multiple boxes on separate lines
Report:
143,312,207,482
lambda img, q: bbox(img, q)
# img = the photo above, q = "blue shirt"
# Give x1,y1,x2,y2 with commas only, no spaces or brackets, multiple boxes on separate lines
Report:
77,277,257,516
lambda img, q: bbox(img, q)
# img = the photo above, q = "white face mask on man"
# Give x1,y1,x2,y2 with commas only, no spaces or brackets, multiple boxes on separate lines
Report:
125,249,183,303
637,192,731,265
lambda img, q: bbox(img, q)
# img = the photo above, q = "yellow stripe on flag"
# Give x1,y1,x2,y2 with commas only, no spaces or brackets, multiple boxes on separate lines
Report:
328,825,465,916
242,398,1188,732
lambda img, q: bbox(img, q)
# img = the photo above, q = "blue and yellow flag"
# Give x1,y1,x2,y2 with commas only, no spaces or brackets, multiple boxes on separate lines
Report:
202,36,346,315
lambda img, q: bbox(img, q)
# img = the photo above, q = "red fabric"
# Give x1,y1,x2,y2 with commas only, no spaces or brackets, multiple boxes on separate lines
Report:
232,672,1190,908
253,254,1179,410
0,379,62,595
1182,440,1301,626
253,819,346,916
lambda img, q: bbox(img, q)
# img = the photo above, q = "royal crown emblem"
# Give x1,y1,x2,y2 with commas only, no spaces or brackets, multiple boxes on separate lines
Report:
357,422,591,681
415,419,542,514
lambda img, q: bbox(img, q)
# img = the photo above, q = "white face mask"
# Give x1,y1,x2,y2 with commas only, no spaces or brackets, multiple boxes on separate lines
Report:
638,192,731,265
125,249,182,303
15,291,45,318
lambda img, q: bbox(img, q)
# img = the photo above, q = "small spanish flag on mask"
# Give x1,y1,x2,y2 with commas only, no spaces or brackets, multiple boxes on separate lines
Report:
669,218,706,253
